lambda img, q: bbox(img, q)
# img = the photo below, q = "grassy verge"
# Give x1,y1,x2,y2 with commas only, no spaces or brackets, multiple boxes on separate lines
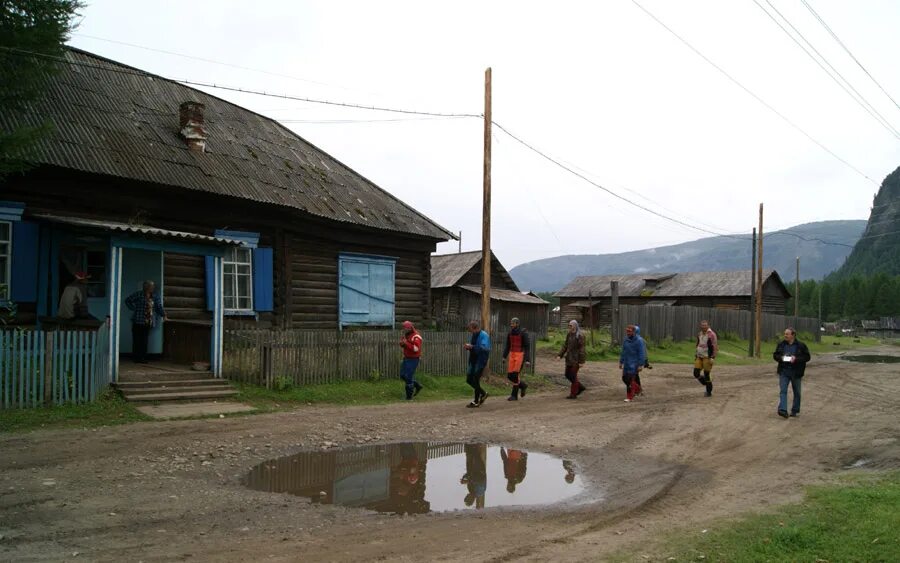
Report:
537,329,882,366
236,372,552,410
0,391,150,433
611,471,900,562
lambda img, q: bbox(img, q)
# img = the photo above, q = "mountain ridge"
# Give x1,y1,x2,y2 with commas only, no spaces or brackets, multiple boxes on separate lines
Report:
509,220,866,292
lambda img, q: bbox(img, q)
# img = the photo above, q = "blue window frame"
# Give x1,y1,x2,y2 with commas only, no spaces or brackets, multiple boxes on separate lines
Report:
338,254,396,327
205,230,273,315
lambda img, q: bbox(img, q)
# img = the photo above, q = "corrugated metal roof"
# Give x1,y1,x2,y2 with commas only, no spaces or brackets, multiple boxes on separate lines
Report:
32,214,243,245
430,251,520,290
458,285,549,305
556,270,789,298
4,48,455,241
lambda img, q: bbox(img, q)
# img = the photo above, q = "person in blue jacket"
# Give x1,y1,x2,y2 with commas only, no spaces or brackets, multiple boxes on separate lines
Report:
619,324,646,402
634,324,650,395
463,320,491,408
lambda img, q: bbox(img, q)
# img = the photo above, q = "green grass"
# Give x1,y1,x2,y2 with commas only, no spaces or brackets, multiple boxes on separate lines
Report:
235,372,551,410
0,391,150,433
612,471,900,562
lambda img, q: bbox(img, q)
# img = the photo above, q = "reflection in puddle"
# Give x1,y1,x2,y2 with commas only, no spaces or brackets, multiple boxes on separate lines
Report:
245,442,584,514
841,354,900,364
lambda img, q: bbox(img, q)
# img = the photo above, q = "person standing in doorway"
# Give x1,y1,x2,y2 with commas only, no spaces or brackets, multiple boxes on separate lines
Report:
57,271,93,321
398,320,424,400
619,324,646,402
125,280,167,364
502,317,530,401
558,319,586,399
464,320,491,408
693,320,718,397
773,327,811,418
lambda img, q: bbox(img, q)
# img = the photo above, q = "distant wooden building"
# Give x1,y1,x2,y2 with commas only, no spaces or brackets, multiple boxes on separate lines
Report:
554,270,790,329
430,251,549,336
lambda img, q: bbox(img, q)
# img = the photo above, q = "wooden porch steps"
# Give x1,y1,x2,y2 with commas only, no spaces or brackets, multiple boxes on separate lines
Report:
114,367,239,403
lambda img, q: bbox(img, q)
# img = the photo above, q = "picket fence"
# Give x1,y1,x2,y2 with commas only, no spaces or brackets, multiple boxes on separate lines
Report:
616,304,820,344
223,329,535,387
0,325,111,409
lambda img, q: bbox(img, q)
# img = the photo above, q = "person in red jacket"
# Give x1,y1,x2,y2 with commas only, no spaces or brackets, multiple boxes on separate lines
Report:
502,317,531,401
399,320,424,400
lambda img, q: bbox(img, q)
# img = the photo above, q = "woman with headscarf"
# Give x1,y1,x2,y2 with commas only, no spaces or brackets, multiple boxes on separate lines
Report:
558,319,587,399
398,320,424,400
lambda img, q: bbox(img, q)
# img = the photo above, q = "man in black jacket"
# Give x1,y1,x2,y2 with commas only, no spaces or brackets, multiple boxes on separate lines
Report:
773,327,812,418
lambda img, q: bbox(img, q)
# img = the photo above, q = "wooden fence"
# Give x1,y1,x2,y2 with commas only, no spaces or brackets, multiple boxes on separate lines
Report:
223,329,536,387
1,325,111,409
615,304,820,344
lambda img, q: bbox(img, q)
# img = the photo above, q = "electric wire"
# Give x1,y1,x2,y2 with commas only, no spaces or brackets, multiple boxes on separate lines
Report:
629,0,878,185
2,44,885,248
801,0,900,112
751,0,899,138
0,46,483,119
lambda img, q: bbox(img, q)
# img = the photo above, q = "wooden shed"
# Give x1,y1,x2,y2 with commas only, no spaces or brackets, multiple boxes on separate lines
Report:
554,270,790,329
430,251,549,336
0,47,454,380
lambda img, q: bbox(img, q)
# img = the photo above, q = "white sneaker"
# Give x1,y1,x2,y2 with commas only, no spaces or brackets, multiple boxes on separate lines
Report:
624,398,632,402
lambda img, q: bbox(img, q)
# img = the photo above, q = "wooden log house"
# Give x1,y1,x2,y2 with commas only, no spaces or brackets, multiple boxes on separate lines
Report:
0,48,455,380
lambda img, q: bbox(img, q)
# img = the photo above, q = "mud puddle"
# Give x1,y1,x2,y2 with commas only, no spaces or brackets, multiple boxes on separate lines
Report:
841,354,900,363
245,442,584,514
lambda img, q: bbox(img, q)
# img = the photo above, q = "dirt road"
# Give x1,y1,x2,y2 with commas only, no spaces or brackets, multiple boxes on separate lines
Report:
2,348,898,562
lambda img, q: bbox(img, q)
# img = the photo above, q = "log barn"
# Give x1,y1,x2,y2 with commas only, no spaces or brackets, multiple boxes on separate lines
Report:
554,270,791,329
0,48,454,379
430,251,549,337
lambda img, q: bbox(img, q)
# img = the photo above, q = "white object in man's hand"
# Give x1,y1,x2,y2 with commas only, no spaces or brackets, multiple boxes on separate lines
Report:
782,355,794,363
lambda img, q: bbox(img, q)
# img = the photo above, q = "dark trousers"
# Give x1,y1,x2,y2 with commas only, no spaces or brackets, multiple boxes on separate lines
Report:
400,358,420,399
564,364,585,397
467,363,486,401
132,323,150,363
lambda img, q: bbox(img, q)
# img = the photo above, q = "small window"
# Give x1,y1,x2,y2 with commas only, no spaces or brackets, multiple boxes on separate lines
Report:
0,221,10,300
85,250,107,298
223,246,253,312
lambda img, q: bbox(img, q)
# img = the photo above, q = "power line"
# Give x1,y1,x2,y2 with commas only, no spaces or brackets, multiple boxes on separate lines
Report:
751,0,899,139
70,33,346,90
801,0,900,112
491,120,748,240
0,46,483,119
629,0,878,185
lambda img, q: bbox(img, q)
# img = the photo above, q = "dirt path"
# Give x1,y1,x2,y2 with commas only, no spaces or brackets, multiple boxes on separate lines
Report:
2,348,898,562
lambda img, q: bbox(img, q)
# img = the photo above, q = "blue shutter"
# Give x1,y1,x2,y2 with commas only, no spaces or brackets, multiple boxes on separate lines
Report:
340,260,371,325
10,221,39,302
368,262,395,326
252,247,274,312
204,255,215,311
338,255,395,327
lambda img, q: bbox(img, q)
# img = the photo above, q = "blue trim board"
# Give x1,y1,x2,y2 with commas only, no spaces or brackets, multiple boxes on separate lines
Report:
214,229,259,249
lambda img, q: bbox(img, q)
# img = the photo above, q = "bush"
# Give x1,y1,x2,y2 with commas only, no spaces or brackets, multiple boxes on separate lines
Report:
272,376,293,391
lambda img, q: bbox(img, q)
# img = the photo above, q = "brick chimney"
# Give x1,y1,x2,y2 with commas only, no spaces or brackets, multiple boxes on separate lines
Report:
179,101,208,152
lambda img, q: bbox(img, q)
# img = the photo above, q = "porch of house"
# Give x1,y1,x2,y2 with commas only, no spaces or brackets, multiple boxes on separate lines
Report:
114,360,237,403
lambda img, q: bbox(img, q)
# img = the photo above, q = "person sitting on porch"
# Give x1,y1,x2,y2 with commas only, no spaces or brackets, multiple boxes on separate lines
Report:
57,271,95,321
125,280,168,364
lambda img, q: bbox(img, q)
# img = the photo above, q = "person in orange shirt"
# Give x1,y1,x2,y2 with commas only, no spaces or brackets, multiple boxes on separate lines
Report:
500,447,528,493
502,318,531,401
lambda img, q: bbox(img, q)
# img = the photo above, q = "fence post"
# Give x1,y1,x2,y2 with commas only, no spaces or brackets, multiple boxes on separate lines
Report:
610,281,620,345
44,331,54,406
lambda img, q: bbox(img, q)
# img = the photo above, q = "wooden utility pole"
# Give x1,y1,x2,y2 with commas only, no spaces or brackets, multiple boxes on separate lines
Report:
458,231,462,254
754,204,764,358
481,67,492,332
795,256,800,318
610,281,620,346
749,227,756,357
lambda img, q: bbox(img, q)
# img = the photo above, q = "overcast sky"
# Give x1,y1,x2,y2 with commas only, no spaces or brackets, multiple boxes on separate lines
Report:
67,0,900,268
